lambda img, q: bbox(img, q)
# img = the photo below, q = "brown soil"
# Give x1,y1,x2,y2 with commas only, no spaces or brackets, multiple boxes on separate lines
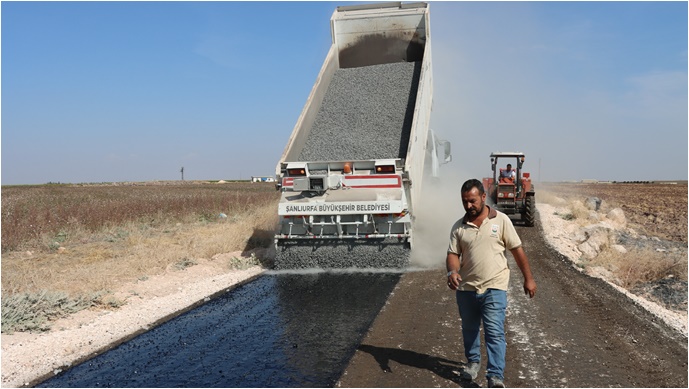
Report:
541,182,688,243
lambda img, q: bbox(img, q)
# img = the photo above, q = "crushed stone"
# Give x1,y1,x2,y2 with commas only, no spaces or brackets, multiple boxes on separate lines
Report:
297,61,421,162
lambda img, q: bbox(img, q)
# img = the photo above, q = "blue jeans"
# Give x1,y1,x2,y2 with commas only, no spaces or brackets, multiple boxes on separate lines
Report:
456,289,507,380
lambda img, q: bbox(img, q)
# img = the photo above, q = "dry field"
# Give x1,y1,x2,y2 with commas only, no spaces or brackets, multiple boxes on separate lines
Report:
540,182,688,244
1,181,280,333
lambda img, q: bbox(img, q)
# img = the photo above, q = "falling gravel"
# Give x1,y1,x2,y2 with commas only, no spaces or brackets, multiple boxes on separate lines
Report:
297,61,421,162
275,238,410,270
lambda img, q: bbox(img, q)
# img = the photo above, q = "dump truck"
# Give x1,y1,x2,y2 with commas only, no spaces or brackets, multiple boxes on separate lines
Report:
482,152,536,226
273,2,450,269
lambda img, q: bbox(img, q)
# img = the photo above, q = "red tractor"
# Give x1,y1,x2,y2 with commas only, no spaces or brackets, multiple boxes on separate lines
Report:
482,152,536,226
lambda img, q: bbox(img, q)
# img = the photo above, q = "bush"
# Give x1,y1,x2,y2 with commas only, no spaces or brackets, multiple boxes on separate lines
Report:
591,247,688,289
1,290,109,334
175,258,198,270
227,253,261,270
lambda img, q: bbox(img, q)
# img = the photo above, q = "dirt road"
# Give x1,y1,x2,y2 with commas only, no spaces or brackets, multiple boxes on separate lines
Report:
337,223,688,388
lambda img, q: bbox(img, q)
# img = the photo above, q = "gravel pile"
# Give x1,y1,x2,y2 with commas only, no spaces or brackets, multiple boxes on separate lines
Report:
297,61,421,162
274,238,410,269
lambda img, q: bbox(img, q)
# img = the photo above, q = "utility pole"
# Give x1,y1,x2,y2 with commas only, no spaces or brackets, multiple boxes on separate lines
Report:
180,167,184,181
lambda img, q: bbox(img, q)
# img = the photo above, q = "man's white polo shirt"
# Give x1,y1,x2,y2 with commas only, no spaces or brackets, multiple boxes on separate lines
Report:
447,206,522,294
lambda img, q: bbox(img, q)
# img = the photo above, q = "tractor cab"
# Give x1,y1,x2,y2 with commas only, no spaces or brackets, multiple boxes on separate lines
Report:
482,152,536,226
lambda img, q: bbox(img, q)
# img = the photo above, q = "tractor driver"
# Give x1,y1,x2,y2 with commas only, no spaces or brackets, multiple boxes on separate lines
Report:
499,164,516,183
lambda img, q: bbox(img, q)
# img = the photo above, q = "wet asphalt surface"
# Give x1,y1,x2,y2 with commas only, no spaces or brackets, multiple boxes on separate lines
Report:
37,272,401,388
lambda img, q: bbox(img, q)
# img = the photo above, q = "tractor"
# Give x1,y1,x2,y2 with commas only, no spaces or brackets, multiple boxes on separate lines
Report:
482,152,536,226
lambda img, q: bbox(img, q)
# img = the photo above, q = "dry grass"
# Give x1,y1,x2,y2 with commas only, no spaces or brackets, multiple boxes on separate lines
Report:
3,207,276,295
2,182,279,295
590,247,688,289
2,182,278,252
1,182,279,332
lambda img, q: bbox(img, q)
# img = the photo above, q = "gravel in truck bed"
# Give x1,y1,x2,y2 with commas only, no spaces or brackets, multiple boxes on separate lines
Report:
297,61,421,162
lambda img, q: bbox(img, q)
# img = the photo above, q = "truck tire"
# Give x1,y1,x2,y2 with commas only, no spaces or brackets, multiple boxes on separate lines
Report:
524,194,536,227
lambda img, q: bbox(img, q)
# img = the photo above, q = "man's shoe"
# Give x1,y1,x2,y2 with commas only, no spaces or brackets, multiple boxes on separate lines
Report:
488,376,505,388
460,361,480,380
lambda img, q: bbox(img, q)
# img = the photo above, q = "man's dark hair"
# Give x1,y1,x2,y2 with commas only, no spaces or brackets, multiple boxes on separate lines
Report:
461,179,485,195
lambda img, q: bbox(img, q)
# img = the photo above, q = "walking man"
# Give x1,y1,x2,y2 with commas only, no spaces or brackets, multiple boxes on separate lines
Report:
446,179,536,388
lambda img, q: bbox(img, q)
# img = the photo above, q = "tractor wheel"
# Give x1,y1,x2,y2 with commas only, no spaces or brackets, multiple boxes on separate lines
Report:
524,194,536,227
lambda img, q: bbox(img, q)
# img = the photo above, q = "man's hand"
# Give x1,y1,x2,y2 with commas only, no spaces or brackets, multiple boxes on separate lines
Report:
511,246,536,298
523,278,537,298
447,272,462,290
446,252,462,291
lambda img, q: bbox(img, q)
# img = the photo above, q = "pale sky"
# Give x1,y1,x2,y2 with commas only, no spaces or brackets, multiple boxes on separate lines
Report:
3,1,687,184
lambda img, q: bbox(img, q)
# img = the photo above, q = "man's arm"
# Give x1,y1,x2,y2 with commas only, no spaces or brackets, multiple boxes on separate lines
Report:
510,246,536,298
446,252,461,290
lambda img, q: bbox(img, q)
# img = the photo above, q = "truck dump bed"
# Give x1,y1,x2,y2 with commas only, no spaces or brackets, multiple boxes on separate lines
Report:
273,2,435,269
278,2,431,176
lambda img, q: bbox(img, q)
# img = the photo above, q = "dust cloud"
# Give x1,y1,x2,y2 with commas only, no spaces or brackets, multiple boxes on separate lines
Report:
410,172,472,269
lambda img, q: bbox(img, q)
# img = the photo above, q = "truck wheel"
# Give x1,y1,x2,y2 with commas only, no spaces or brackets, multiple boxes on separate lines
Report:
524,194,536,227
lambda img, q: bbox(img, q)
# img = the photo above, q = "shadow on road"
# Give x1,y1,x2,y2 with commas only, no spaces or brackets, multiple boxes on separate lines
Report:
357,344,480,388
